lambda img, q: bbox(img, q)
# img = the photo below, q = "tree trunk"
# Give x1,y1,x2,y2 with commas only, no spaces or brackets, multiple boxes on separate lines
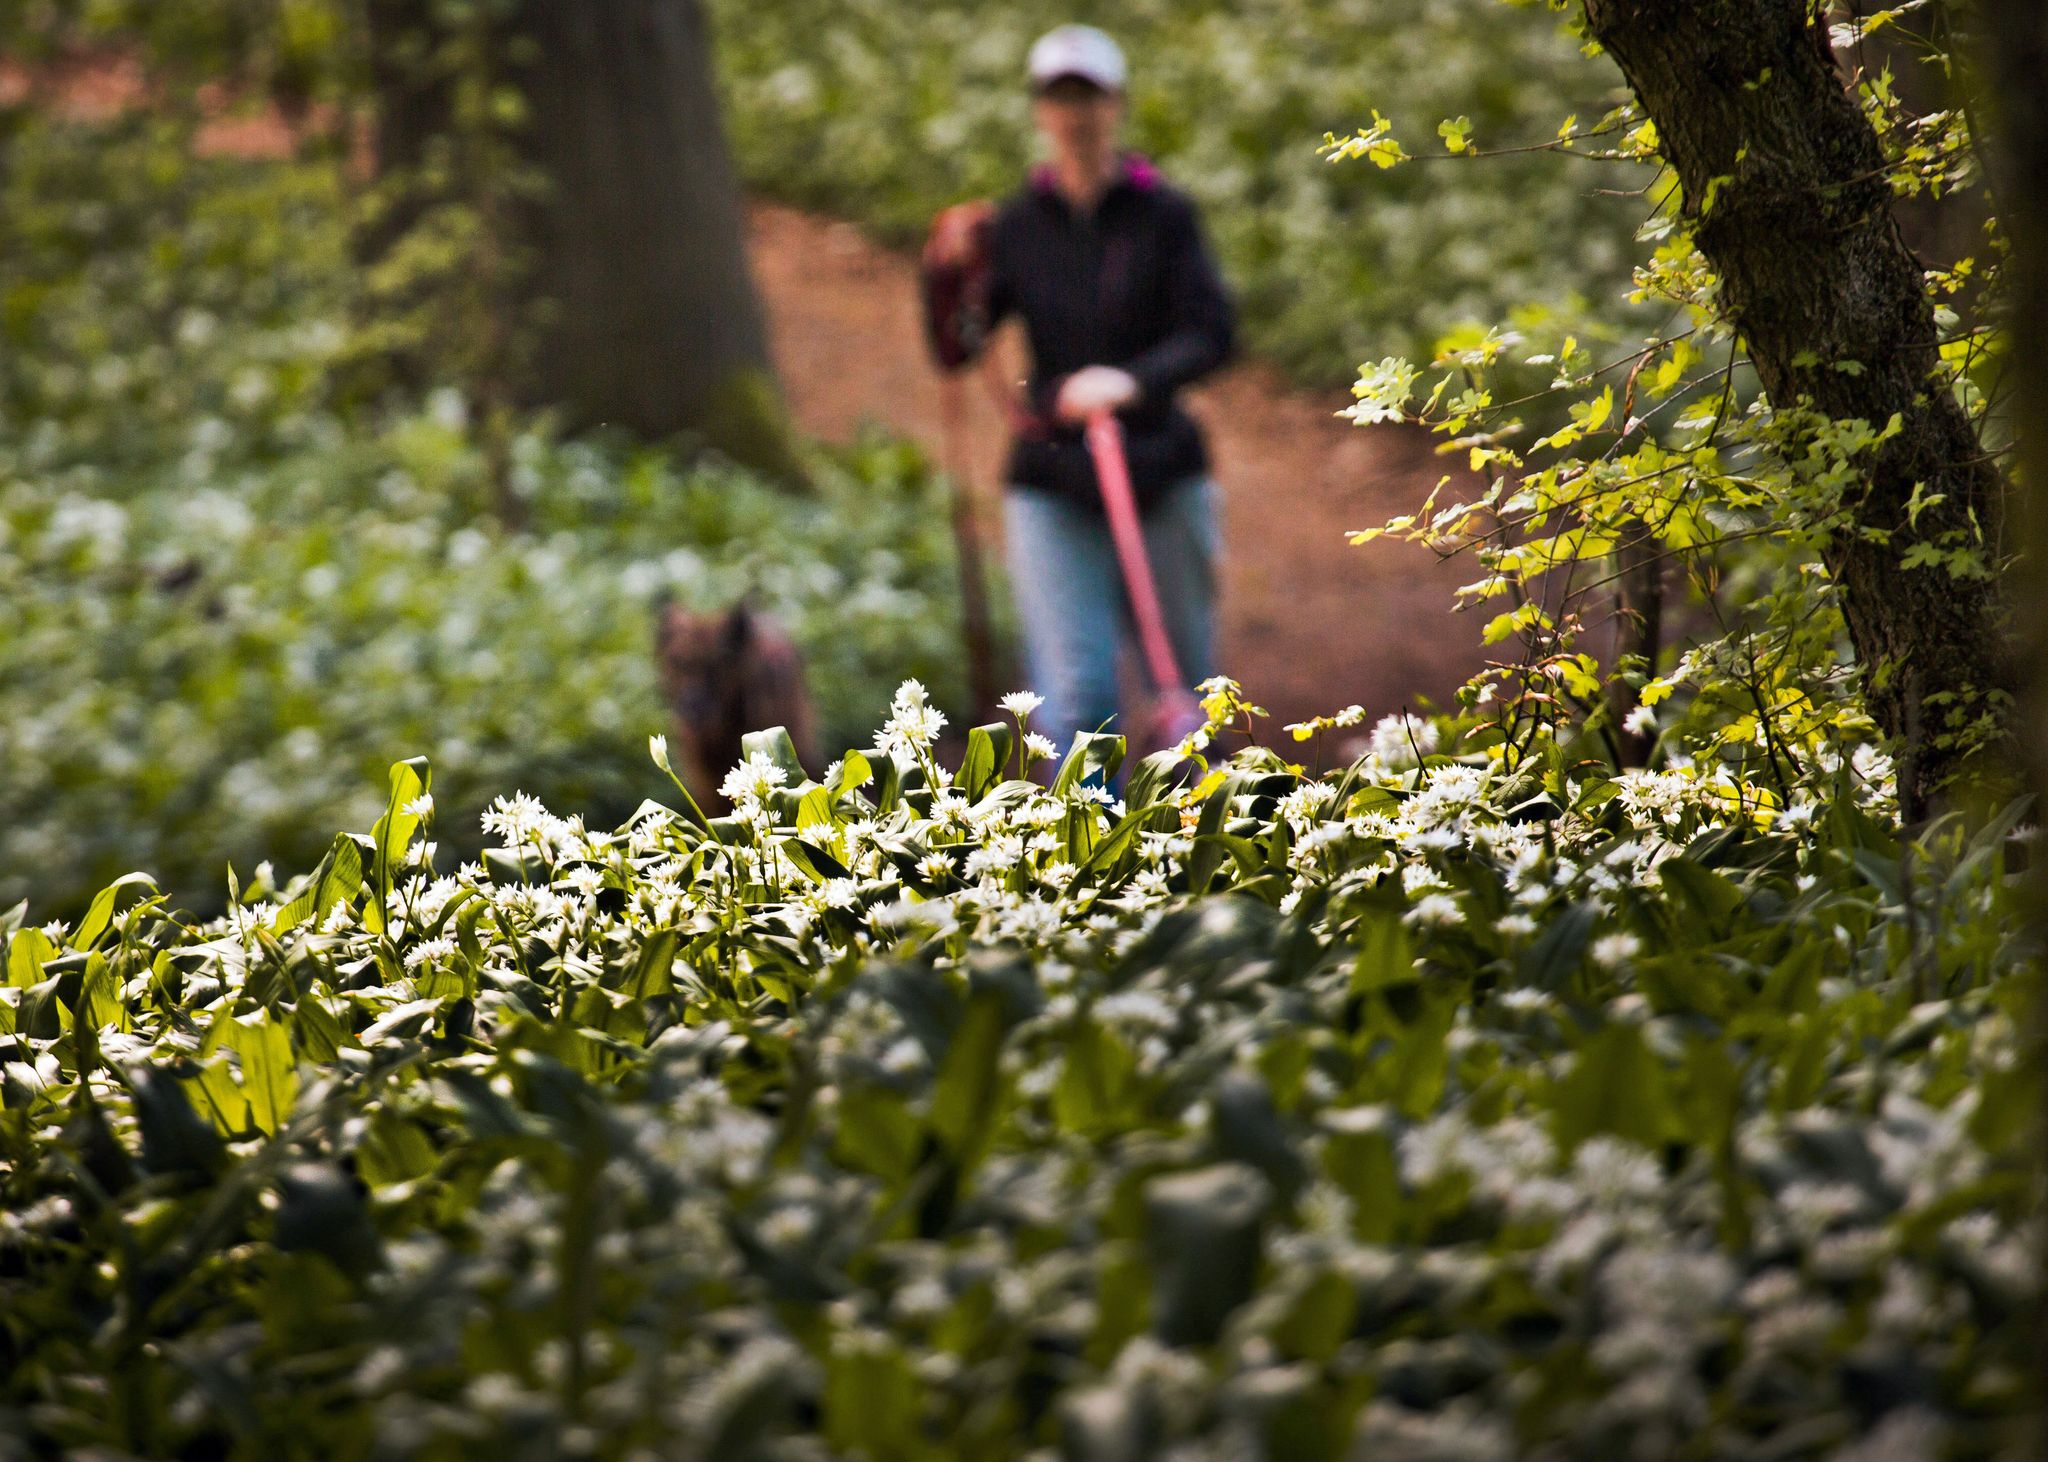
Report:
362,0,449,194
1967,0,2048,1439
364,0,804,485
1978,0,2048,796
1581,0,2012,815
509,0,802,482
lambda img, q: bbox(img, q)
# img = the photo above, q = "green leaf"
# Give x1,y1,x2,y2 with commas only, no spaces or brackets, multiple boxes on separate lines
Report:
1123,747,1191,813
1320,1107,1400,1243
1574,778,1621,816
1211,1069,1310,1201
1658,857,1743,936
1052,1020,1136,1136
831,1084,922,1183
1053,732,1125,798
130,1065,226,1179
365,758,431,936
1077,805,1153,882
357,1110,438,1188
1271,1267,1358,1362
1774,1015,1833,1111
1188,832,1263,889
874,750,904,813
741,726,808,783
1144,1164,1270,1346
1387,995,1454,1120
359,996,443,1045
1351,910,1414,994
783,838,852,884
7,927,57,989
927,987,1008,1165
183,1052,251,1137
1189,772,1255,895
1520,901,1596,990
1825,789,1898,856
830,751,873,799
74,872,158,951
958,722,1015,802
294,998,347,1063
795,784,837,832
80,952,128,1032
1482,601,1550,646
1553,1022,1678,1153
620,928,680,1001
16,973,72,1040
272,834,366,934
455,898,489,969
823,1335,922,1457
1086,1243,1152,1366
271,1162,381,1272
217,1011,299,1136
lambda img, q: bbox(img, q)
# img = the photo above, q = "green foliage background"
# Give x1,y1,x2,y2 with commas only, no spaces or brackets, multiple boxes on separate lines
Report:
708,0,1650,383
0,113,970,917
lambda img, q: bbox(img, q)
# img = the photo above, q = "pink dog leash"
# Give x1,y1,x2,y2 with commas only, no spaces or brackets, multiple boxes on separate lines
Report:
1084,412,1206,745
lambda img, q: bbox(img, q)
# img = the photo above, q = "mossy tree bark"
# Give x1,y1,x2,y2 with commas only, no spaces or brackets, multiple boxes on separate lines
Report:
1581,0,2012,815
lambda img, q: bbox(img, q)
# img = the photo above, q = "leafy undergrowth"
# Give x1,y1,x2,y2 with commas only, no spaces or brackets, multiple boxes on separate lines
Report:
0,110,972,919
2,686,2036,1458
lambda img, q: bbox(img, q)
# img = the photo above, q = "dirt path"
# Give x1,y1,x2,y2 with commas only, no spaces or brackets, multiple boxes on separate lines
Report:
745,202,1488,735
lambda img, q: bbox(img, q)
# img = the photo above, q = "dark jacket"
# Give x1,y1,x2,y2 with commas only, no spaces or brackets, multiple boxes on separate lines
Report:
923,155,1237,513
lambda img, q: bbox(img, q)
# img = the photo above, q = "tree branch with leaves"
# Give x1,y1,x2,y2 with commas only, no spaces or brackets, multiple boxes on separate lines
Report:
1332,0,2016,820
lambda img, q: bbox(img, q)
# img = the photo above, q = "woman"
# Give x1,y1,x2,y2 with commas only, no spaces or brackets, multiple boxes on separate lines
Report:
922,24,1237,757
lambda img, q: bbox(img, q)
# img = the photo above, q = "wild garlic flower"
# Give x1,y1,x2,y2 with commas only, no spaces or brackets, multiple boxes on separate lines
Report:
1404,892,1463,928
874,678,946,755
1368,712,1439,765
1590,931,1642,969
719,752,788,807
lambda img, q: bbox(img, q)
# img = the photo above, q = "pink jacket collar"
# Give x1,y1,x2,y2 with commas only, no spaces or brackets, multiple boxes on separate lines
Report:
1029,152,1161,197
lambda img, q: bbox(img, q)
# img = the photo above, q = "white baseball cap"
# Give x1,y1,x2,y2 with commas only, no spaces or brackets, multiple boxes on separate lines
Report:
1028,25,1128,93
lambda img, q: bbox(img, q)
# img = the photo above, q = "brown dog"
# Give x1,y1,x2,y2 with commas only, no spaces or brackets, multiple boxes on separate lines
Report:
655,599,817,812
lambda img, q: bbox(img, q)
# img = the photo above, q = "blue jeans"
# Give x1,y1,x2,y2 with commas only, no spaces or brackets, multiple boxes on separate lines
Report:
1003,476,1221,754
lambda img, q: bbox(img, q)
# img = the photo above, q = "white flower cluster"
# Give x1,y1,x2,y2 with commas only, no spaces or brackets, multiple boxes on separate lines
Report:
872,678,946,762
22,671,2027,1460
